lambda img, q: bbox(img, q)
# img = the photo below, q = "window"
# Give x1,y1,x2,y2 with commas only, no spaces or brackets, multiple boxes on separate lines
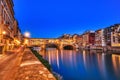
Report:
113,36,115,42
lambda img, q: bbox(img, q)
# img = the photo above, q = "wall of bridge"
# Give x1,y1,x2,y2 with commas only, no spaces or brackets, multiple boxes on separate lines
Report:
28,38,76,50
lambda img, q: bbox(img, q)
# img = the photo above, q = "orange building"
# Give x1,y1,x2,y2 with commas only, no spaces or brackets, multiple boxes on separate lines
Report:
111,24,120,47
13,20,23,46
82,31,95,49
95,29,106,49
0,0,21,54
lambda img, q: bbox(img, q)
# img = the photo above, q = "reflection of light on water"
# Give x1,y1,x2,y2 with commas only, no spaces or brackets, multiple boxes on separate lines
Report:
69,50,73,65
40,50,45,57
62,50,74,66
48,50,51,64
33,47,41,52
83,50,87,70
60,50,63,62
56,50,59,69
96,53,107,80
46,48,60,69
112,54,120,77
101,53,108,80
112,55,117,73
47,49,78,70
43,49,120,80
72,50,77,68
97,54,102,72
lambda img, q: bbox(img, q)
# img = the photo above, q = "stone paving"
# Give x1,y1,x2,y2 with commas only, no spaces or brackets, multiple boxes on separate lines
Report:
0,54,5,60
15,49,56,80
0,47,25,80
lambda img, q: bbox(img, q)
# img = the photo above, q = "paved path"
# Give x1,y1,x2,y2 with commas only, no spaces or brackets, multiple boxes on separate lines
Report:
0,47,24,80
14,49,56,80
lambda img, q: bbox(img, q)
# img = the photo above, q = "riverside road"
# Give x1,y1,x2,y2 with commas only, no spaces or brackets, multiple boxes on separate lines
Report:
0,47,56,80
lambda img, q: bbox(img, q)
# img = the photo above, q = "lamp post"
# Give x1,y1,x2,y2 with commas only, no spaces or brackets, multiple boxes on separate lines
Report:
24,32,30,47
2,31,6,35
0,31,6,43
24,32,30,38
0,31,6,54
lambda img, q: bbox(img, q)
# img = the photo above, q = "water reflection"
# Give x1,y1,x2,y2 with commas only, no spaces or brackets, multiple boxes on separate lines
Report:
112,54,120,79
38,48,120,80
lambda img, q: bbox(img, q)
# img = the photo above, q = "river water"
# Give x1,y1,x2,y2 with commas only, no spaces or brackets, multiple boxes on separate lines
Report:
37,48,120,80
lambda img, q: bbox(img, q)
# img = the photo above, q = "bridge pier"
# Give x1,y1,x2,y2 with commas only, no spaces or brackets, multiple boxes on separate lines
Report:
40,45,46,50
59,44,63,50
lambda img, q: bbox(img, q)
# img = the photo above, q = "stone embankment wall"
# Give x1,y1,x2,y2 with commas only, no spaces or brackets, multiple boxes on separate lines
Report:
15,49,56,80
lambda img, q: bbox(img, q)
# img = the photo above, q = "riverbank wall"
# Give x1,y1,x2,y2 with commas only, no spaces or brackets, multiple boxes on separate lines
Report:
15,48,56,80
79,46,120,54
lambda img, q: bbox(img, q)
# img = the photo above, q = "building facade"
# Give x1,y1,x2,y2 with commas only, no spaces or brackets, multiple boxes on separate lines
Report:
82,31,95,48
95,29,106,49
72,34,79,43
104,27,112,48
13,20,23,46
111,24,120,47
0,0,21,54
77,35,83,48
59,34,71,39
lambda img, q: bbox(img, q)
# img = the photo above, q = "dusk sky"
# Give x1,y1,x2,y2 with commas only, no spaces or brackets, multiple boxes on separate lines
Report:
13,0,120,38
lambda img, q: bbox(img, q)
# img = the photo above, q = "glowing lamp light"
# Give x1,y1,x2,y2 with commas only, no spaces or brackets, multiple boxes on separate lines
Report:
24,39,29,44
24,32,30,38
15,40,21,44
2,31,6,35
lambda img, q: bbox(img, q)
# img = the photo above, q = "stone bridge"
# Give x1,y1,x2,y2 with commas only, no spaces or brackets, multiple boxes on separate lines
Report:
27,38,78,50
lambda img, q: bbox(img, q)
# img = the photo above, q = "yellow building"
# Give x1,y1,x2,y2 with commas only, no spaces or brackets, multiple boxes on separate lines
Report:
0,0,16,53
111,24,120,47
13,20,23,47
95,29,106,49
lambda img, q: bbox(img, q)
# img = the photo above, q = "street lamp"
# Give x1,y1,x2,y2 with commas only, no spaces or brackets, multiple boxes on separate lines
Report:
0,31,6,43
24,32,30,47
0,31,6,54
2,31,6,35
24,32,30,38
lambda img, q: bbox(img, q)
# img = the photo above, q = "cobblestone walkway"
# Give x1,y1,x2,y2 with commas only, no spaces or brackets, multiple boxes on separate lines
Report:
15,49,56,80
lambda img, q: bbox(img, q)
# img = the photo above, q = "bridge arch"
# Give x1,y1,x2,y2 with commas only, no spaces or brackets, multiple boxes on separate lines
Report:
45,43,59,49
63,45,74,50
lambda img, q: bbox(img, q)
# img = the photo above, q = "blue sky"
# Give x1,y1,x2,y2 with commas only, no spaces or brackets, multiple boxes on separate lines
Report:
13,0,120,38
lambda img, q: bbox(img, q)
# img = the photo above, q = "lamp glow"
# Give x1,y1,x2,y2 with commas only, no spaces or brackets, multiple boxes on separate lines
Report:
2,31,6,35
24,32,30,38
